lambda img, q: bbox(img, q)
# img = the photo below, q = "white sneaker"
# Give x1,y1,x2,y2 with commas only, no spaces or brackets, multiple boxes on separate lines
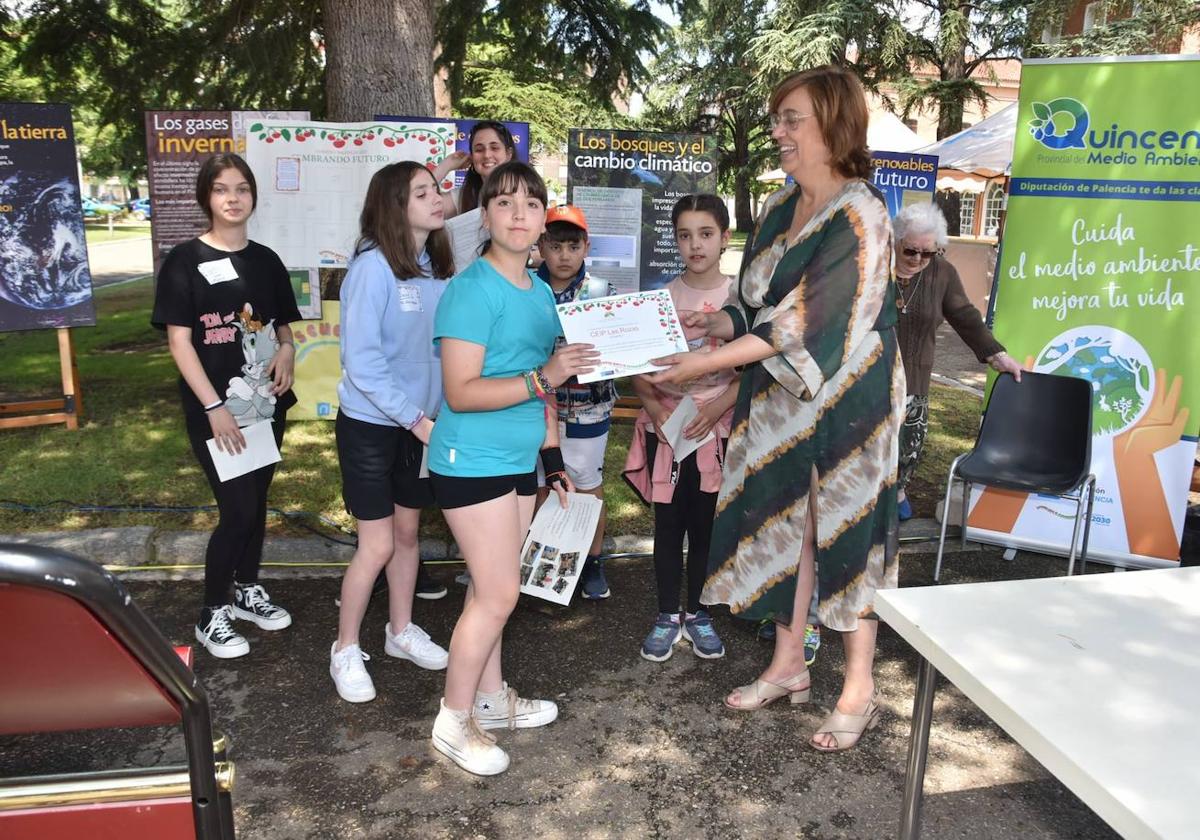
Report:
475,681,558,730
232,582,292,630
384,622,449,670
330,642,376,703
431,700,509,776
195,605,250,659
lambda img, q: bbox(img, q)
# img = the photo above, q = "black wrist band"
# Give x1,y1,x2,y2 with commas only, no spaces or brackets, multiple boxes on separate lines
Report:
204,399,225,412
541,446,565,480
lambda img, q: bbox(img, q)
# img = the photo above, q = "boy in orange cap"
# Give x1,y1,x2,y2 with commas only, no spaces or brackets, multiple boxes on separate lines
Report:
535,204,617,600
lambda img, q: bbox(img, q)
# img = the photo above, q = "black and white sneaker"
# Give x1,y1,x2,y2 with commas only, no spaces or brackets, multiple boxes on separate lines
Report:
415,564,448,600
195,605,250,659
232,583,292,630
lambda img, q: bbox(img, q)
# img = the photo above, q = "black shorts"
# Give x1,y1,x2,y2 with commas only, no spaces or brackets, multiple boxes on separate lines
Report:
335,410,433,520
429,470,537,510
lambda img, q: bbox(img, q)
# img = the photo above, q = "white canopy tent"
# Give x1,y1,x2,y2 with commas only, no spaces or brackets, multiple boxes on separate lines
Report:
915,103,1017,179
868,110,927,153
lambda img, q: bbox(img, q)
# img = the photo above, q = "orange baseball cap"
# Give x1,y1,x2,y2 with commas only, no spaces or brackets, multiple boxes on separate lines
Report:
545,204,588,233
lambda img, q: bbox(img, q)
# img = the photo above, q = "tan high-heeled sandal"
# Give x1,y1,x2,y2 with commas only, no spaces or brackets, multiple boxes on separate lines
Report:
809,696,881,752
723,671,811,711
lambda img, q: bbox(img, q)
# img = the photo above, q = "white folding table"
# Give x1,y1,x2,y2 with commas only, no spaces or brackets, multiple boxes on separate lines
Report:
877,567,1200,839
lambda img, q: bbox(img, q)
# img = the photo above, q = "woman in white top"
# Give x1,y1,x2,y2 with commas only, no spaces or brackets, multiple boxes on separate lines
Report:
433,121,516,218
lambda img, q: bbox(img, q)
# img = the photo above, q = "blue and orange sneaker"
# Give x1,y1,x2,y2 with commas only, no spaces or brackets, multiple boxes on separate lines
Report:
804,623,821,667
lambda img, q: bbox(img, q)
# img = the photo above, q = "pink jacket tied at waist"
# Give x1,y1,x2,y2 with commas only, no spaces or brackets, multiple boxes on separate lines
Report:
623,405,731,505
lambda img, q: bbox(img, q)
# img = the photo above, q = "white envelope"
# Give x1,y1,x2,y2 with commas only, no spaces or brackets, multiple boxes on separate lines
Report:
205,419,282,482
660,395,714,463
445,208,488,270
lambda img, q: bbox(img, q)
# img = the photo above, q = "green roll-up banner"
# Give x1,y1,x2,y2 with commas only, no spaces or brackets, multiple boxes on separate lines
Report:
971,55,1200,567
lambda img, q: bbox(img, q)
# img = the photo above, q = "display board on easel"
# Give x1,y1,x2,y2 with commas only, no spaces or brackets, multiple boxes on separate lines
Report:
0,102,93,430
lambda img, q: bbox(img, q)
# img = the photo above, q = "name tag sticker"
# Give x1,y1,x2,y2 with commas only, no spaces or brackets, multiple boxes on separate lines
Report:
198,258,239,285
396,284,423,312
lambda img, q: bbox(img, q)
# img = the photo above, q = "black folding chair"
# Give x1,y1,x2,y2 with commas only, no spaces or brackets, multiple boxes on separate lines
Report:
934,371,1096,582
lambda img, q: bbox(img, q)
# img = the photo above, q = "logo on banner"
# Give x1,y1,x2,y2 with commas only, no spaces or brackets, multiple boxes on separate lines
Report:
1026,96,1200,166
1029,98,1090,150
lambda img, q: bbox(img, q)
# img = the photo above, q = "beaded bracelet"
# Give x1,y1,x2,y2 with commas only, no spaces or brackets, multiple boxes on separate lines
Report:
533,367,553,395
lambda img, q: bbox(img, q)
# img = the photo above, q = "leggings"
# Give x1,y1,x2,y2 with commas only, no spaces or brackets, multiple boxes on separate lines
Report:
186,411,287,607
645,437,716,615
897,394,930,495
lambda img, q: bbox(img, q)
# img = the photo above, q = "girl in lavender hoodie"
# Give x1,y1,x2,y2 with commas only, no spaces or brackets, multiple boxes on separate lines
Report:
329,162,455,703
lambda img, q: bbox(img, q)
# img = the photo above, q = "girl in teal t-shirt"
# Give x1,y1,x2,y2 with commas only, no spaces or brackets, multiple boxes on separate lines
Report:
427,161,597,776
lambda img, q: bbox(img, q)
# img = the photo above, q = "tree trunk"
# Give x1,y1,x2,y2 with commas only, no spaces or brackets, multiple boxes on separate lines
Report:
935,191,961,236
937,38,967,139
734,169,753,233
321,0,437,121
731,110,754,232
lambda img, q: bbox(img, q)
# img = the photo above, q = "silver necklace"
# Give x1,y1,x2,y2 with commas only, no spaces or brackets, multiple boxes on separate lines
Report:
896,268,925,315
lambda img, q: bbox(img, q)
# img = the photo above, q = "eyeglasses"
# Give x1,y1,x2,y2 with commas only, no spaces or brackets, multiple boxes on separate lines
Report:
768,111,814,131
901,246,940,260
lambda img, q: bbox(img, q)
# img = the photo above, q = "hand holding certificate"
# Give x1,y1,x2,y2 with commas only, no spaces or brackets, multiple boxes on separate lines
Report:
556,290,690,383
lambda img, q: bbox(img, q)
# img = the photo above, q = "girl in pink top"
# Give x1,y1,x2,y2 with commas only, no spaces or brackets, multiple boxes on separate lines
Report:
625,195,739,662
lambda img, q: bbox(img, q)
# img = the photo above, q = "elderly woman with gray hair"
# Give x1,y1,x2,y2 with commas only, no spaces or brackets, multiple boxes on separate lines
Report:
892,202,1023,520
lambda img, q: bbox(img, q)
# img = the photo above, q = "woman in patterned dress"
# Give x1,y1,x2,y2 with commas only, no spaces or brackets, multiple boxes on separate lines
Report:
648,65,905,751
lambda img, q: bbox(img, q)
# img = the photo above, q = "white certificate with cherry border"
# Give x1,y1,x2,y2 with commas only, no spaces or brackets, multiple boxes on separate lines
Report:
555,290,689,384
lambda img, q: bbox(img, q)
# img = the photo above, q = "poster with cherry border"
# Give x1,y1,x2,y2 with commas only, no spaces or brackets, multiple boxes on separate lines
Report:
244,119,455,269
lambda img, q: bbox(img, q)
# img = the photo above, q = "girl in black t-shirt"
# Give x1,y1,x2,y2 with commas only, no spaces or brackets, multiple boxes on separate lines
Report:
151,153,301,660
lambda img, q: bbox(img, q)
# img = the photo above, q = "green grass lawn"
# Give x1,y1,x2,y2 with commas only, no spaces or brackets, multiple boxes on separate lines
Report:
83,223,152,243
0,278,651,539
0,276,979,537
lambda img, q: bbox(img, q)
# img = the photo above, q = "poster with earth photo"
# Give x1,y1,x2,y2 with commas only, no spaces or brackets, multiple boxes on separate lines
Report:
0,102,95,333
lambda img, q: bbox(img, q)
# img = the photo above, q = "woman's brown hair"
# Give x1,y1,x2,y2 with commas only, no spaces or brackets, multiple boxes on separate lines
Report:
769,66,873,180
196,153,257,223
355,162,454,280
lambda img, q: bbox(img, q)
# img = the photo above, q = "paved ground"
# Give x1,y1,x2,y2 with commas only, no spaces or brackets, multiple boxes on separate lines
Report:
86,233,153,287
931,324,991,396
1,241,1141,837
2,551,1121,840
